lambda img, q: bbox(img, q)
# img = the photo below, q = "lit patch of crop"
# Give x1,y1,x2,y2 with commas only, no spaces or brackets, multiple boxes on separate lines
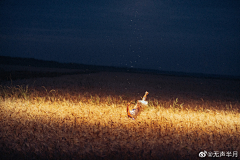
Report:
0,84,239,159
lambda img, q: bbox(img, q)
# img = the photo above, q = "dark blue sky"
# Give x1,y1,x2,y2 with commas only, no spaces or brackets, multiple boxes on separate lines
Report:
1,0,240,76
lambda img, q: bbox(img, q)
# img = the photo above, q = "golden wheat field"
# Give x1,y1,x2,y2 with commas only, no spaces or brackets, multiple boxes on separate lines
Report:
0,68,240,160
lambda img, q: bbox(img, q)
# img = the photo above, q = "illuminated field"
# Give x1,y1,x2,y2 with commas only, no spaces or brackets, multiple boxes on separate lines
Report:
0,71,239,159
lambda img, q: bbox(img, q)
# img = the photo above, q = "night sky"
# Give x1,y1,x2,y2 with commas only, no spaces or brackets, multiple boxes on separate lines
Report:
1,0,240,76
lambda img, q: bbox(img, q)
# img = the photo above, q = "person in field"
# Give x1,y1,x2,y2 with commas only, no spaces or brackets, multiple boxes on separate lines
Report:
127,91,149,120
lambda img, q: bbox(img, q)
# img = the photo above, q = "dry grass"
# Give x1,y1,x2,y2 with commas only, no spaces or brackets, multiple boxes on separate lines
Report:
0,72,240,160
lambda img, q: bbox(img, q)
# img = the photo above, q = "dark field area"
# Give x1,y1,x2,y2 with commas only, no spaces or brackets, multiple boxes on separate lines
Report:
1,56,239,103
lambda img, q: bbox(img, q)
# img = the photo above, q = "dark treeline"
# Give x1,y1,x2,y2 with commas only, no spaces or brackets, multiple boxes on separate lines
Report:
1,56,239,81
